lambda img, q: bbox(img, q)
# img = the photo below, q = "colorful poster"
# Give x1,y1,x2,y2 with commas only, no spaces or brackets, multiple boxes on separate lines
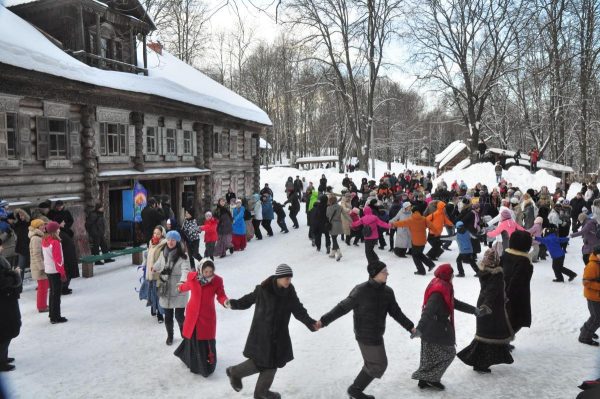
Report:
122,190,134,221
133,181,147,223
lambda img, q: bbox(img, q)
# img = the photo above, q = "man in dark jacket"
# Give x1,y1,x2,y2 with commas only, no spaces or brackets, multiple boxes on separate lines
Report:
283,192,300,229
141,198,165,244
85,203,114,265
48,200,74,237
226,264,317,399
259,183,274,198
318,261,415,399
48,201,79,294
293,176,303,200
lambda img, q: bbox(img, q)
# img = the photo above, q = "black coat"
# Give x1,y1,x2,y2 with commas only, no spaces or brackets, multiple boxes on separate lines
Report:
570,197,586,218
0,256,21,342
225,192,236,204
214,205,233,235
284,195,300,214
458,206,478,236
48,208,74,237
501,250,533,331
318,178,328,192
230,276,315,369
321,279,414,345
60,230,80,279
13,219,29,256
474,268,513,343
85,210,105,241
312,200,329,234
417,293,475,346
141,206,165,243
272,202,286,219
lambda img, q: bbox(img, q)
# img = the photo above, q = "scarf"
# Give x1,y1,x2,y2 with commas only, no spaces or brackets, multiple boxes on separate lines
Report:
422,264,455,327
151,236,161,245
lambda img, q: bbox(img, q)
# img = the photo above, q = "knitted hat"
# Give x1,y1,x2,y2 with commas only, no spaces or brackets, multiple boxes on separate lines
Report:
509,230,532,253
205,211,212,218
402,202,412,210
510,197,519,204
38,200,51,209
500,209,512,221
367,260,387,278
30,219,45,229
45,221,60,233
534,216,543,225
274,263,293,278
434,263,454,281
166,230,181,242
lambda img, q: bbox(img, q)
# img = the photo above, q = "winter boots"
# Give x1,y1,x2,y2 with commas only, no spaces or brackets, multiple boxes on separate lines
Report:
347,370,375,399
226,367,243,392
329,249,343,261
418,380,445,390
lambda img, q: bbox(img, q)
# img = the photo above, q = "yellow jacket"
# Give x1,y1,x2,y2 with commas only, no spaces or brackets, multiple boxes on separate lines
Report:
584,254,600,302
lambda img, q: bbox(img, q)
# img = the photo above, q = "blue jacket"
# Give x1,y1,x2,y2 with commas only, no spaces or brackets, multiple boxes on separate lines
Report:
535,233,568,259
232,206,246,235
262,195,274,220
455,221,473,254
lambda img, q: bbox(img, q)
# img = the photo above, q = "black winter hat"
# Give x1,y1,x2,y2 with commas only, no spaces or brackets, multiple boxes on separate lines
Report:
367,261,387,278
38,200,51,209
508,230,532,253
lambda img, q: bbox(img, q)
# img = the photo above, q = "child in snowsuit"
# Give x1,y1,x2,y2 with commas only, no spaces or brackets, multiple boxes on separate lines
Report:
200,211,218,261
272,201,289,233
455,221,479,277
535,228,577,283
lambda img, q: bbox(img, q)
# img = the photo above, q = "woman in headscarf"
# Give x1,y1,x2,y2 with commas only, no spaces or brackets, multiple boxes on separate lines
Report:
144,225,167,323
214,198,234,258
412,264,484,390
457,244,514,373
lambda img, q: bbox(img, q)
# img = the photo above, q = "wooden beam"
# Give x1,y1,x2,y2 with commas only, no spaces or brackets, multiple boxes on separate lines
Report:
95,12,101,67
142,35,148,75
77,4,86,51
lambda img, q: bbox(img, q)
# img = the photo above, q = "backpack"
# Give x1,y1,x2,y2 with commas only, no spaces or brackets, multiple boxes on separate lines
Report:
362,224,372,237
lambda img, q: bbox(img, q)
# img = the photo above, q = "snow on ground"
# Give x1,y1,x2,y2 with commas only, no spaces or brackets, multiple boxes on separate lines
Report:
436,163,561,192
3,166,597,399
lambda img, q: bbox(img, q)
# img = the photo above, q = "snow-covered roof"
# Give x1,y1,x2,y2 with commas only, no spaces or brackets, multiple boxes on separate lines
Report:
259,137,271,150
452,158,471,171
98,167,210,178
0,6,271,126
438,142,468,169
486,148,574,173
3,0,41,6
434,140,464,163
295,155,339,163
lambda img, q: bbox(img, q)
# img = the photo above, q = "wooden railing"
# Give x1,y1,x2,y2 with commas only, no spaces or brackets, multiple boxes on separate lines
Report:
70,50,148,75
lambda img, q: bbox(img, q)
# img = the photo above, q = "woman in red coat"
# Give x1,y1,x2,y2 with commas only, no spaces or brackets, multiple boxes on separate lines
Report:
174,258,229,376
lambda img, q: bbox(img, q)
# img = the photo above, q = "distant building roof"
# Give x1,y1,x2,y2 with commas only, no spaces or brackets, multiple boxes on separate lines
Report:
486,148,573,173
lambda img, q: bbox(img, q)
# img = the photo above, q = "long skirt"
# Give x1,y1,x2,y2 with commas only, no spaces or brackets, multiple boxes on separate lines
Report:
214,233,233,256
174,329,217,377
457,339,514,369
232,234,247,251
245,220,254,242
412,341,456,383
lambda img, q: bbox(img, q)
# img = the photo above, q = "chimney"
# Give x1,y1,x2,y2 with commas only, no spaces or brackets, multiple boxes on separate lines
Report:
147,41,162,55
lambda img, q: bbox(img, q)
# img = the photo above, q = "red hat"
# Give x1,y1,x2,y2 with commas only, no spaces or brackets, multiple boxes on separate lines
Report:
434,263,454,281
45,221,60,233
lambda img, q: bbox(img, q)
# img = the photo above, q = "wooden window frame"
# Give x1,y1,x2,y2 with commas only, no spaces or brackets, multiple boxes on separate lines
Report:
165,128,177,155
213,130,221,155
48,118,68,159
183,130,193,155
100,122,127,156
4,112,18,160
146,126,157,154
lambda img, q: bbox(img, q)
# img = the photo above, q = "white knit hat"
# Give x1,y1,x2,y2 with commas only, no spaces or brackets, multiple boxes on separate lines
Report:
274,264,293,278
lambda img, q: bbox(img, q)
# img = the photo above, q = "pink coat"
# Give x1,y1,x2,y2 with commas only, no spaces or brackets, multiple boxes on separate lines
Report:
487,219,525,238
351,206,391,240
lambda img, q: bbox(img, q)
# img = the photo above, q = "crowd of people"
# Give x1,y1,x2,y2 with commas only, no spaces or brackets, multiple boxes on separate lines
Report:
2,167,600,399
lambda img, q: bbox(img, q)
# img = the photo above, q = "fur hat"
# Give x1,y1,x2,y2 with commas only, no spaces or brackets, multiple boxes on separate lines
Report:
534,216,543,225
367,261,387,278
509,230,532,253
30,219,45,229
166,230,181,242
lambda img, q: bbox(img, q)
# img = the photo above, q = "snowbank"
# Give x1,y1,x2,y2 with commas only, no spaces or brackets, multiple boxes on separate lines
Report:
435,163,560,191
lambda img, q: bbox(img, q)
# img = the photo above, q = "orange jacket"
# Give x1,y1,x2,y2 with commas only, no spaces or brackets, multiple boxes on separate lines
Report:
584,254,600,302
392,212,432,246
425,201,453,236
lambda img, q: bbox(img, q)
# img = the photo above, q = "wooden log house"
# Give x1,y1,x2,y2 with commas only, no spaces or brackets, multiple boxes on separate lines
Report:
0,1,271,252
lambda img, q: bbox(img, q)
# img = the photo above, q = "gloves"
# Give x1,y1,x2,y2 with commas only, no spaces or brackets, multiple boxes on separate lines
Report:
475,305,492,317
410,329,422,339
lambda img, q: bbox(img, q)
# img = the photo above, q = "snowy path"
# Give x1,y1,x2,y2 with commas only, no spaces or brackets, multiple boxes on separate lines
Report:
4,217,596,399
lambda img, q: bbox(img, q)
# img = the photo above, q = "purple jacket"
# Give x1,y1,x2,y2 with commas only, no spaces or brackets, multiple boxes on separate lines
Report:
351,206,391,240
571,218,600,255
527,224,543,246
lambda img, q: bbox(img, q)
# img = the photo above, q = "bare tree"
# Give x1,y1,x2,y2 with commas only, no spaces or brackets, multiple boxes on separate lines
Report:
162,0,210,65
409,0,532,162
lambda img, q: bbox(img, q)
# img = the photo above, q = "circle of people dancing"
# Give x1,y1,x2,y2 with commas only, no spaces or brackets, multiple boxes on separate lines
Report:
2,170,600,399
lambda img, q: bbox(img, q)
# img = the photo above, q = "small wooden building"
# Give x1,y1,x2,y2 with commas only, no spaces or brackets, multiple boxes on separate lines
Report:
0,2,271,251
294,155,339,169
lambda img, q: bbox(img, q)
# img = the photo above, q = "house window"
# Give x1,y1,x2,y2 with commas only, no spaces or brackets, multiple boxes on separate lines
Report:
183,130,192,155
146,126,157,154
100,122,127,156
213,130,220,155
221,129,230,155
6,113,17,159
49,118,68,158
166,128,176,155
